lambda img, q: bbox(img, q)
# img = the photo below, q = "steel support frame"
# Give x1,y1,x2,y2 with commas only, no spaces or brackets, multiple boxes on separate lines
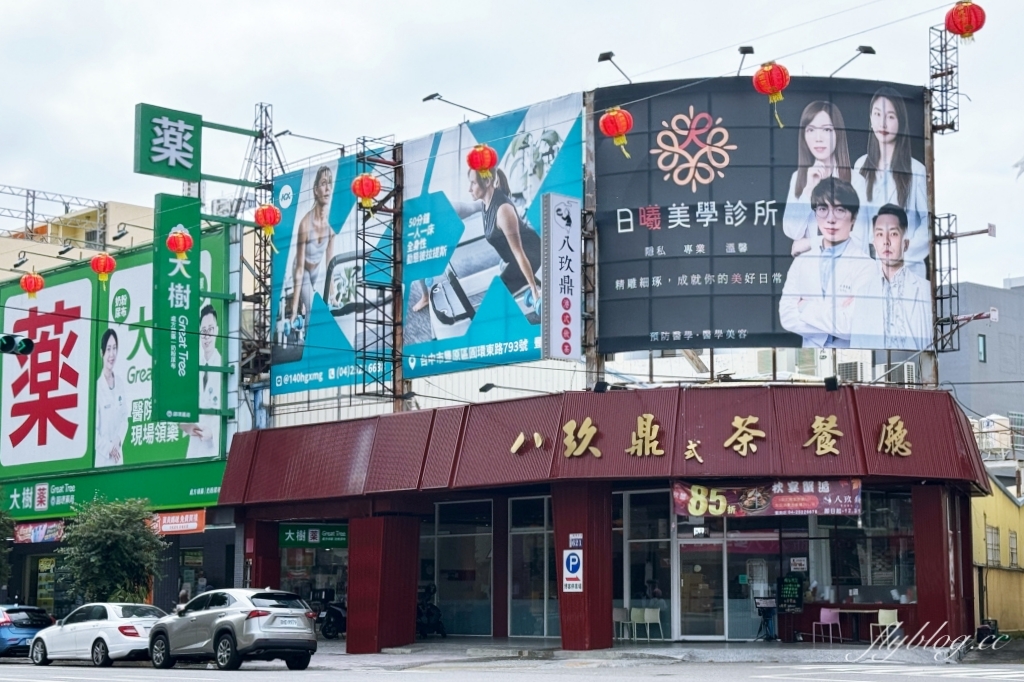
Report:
934,214,960,353
930,25,959,135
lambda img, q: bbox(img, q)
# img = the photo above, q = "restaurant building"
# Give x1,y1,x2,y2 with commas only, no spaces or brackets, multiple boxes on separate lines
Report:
221,384,989,652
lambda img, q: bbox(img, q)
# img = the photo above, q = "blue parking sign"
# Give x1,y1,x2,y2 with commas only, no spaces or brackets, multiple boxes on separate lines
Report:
562,549,583,593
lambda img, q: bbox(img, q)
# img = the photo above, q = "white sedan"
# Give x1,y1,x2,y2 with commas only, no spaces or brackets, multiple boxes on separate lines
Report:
30,602,167,666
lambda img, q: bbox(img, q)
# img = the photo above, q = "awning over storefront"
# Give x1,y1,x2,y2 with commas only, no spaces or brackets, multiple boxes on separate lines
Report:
220,385,990,507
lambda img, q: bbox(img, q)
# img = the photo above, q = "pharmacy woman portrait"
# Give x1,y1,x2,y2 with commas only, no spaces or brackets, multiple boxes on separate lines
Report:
94,328,129,468
851,86,928,277
782,101,853,257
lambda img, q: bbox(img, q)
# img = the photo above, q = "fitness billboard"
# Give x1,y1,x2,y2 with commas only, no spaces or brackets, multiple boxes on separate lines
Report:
401,93,584,378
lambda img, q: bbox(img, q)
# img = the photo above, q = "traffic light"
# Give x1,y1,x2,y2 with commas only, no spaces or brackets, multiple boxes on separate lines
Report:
0,334,33,356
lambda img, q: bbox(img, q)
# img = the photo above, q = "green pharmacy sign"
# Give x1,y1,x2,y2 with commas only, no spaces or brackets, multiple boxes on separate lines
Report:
134,104,203,183
279,523,348,549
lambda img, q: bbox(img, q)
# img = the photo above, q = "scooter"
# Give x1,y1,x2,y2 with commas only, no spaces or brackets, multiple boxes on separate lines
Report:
416,584,446,638
319,599,347,639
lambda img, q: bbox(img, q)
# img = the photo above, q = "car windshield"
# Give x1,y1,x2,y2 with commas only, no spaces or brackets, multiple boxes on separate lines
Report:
250,593,306,609
116,605,166,619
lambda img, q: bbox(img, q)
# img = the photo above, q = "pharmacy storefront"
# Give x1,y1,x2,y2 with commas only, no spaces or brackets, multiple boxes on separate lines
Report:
223,385,988,652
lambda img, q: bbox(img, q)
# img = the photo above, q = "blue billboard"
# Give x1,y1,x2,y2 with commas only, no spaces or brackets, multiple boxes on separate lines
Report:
402,93,584,378
270,157,372,395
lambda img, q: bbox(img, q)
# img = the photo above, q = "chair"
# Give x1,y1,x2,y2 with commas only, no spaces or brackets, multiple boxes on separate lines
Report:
613,607,630,639
870,609,899,644
629,607,645,640
643,608,665,641
812,607,842,644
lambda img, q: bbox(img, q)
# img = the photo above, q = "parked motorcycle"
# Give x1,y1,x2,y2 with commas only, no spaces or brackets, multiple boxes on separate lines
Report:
416,584,446,638
319,599,347,639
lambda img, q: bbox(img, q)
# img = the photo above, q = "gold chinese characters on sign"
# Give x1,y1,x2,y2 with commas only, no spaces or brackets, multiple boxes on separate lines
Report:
510,431,544,455
803,415,843,456
878,415,912,457
563,417,601,458
626,413,665,457
684,439,703,463
724,415,765,457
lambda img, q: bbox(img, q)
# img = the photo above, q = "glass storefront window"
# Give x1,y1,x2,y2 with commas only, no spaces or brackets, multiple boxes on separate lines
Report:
511,498,545,530
437,534,492,635
629,540,671,635
439,501,492,535
510,497,558,638
279,548,348,611
630,492,670,540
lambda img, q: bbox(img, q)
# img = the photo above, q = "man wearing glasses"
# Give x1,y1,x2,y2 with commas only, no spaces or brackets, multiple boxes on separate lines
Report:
779,178,875,348
180,304,221,458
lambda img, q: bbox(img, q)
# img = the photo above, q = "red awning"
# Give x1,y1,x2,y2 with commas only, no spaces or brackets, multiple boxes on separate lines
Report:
219,385,990,507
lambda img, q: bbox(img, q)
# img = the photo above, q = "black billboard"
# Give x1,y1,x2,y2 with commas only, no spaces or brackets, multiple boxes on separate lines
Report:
595,77,929,354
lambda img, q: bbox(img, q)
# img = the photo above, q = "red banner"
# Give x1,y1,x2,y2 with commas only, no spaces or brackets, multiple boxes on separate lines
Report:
672,479,861,518
14,520,65,544
152,509,206,535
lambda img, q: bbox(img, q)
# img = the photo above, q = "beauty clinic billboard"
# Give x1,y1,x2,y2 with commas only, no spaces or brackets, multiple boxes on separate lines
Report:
594,77,930,353
402,93,583,378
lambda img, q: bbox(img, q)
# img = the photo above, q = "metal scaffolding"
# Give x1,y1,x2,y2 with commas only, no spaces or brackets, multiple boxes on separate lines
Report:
930,25,960,134
354,136,402,399
934,213,960,353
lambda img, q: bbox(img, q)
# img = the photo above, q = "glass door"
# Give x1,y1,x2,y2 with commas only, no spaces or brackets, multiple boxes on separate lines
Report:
677,541,725,637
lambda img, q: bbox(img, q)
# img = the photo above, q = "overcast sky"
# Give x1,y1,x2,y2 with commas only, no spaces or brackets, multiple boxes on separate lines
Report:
1,0,1019,289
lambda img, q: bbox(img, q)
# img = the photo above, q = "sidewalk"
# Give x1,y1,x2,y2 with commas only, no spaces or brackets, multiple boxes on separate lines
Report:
311,636,950,668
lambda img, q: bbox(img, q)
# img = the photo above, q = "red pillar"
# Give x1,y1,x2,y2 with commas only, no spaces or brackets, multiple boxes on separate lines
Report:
244,520,280,590
347,516,420,654
552,481,613,650
912,486,961,640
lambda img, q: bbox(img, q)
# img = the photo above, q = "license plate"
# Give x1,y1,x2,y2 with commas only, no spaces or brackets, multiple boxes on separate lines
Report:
277,617,299,627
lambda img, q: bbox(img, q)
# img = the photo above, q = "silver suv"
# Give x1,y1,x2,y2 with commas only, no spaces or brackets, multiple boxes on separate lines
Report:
149,589,316,671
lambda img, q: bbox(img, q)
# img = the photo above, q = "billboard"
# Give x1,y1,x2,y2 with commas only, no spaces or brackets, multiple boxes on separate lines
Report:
270,156,386,395
595,78,930,353
402,93,583,378
0,227,229,484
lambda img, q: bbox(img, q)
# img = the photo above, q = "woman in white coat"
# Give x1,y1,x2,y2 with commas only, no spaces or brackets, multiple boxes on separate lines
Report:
94,329,128,467
781,101,853,256
851,87,928,278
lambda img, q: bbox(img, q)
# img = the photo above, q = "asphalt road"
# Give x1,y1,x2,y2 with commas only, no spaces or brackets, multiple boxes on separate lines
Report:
2,660,1024,681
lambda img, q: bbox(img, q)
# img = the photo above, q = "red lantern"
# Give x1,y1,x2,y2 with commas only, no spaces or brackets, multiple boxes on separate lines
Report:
351,173,382,209
466,144,498,179
753,62,791,128
165,227,194,260
946,1,985,40
90,252,116,289
254,203,282,240
19,271,44,300
599,107,634,158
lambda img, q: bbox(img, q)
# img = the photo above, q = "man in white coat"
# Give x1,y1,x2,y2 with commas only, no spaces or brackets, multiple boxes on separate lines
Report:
850,204,933,350
179,305,221,458
779,178,876,348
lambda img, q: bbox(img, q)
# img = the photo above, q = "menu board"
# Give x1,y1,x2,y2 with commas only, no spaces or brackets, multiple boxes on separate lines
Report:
777,574,804,614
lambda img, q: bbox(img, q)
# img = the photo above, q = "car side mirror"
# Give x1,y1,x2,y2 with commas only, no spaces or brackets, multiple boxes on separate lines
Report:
179,610,189,617
56,620,63,626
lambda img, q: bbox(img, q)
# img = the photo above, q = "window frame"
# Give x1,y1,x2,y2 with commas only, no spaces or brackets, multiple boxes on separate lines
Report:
986,525,1001,566
978,334,987,363
1011,531,1019,568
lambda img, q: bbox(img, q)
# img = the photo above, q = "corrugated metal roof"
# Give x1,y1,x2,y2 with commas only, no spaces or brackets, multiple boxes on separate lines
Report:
233,386,990,506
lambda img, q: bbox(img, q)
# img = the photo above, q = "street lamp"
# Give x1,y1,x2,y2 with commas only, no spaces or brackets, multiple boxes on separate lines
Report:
597,51,633,84
422,93,490,119
830,46,876,78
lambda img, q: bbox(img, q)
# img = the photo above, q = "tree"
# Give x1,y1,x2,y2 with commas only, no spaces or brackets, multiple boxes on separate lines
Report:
57,498,168,603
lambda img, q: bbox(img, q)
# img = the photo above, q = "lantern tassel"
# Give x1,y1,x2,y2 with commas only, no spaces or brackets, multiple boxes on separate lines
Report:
99,273,108,291
175,252,187,260
773,103,784,129
27,292,36,300
360,198,374,209
478,169,492,179
613,135,631,159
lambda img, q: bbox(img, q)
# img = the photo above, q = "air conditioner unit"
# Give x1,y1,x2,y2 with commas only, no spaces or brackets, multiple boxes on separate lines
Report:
837,361,865,383
874,362,917,387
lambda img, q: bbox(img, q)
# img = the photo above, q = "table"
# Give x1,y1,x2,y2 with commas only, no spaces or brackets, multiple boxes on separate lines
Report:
837,609,880,643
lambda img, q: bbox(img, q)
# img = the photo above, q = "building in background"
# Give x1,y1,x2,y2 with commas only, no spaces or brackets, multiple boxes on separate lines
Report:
972,474,1024,635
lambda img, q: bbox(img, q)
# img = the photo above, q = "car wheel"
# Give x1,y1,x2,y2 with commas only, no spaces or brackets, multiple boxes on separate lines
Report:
150,634,176,669
321,620,338,639
30,640,51,666
286,653,311,670
91,639,113,667
215,633,242,671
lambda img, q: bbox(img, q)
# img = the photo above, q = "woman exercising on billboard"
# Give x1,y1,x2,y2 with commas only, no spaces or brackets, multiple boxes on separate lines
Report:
288,165,335,325
781,101,852,257
410,167,541,313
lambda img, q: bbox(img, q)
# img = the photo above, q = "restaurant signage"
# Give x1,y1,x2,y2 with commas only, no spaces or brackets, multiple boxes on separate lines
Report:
672,479,861,517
